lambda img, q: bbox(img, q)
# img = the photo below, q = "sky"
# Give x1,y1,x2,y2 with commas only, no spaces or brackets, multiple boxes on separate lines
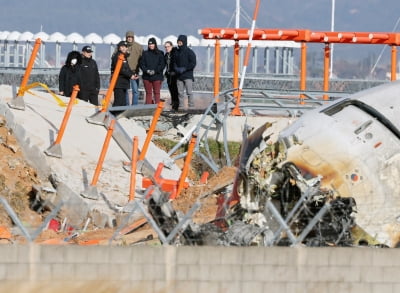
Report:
0,0,399,64
1,0,398,37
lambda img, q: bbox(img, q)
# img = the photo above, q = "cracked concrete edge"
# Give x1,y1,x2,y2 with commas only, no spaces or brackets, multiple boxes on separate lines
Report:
0,102,51,178
0,101,115,229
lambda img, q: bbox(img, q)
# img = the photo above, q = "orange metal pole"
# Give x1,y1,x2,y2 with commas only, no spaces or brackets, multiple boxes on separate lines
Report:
129,136,139,201
220,29,237,36
233,40,240,97
213,39,221,100
171,133,197,200
369,33,389,41
323,44,330,100
90,119,116,186
101,53,125,112
391,45,397,81
231,42,252,115
300,42,307,105
310,32,326,41
17,38,41,97
138,100,165,161
278,30,299,37
54,85,79,145
337,32,355,40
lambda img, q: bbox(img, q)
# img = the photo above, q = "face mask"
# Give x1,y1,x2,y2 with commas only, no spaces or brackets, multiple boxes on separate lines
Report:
71,58,77,65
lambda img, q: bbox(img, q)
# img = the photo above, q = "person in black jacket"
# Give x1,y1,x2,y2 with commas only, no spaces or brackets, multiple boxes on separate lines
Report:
173,35,196,109
164,41,179,111
111,41,135,107
80,45,100,106
139,37,165,104
59,51,82,97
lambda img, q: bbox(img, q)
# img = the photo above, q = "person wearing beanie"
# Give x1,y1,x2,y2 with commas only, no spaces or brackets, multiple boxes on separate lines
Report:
110,41,136,107
173,34,197,109
125,30,143,105
139,37,166,104
80,45,100,106
59,50,82,98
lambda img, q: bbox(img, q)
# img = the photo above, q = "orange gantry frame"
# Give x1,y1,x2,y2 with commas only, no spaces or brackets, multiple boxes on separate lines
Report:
199,28,400,110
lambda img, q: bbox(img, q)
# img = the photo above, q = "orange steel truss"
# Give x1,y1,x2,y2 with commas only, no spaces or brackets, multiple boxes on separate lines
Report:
199,27,399,109
200,28,400,45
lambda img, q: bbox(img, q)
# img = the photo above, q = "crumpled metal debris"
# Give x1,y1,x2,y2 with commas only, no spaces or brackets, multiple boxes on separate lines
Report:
148,82,400,247
149,122,356,246
147,123,359,247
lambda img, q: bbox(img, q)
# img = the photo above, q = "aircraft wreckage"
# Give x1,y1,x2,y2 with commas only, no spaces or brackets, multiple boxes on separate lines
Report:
148,81,400,248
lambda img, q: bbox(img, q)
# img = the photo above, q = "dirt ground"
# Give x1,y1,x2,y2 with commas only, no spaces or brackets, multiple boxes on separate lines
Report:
0,114,237,245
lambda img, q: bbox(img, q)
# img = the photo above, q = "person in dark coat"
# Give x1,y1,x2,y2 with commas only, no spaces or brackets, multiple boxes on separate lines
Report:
59,50,82,97
164,41,179,111
139,37,165,104
111,41,135,107
173,34,196,109
80,45,100,106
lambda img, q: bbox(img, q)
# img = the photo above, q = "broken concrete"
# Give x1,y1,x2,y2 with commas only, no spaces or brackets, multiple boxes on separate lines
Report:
0,85,183,229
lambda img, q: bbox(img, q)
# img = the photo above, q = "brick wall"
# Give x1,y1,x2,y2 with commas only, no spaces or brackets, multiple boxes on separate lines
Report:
0,245,399,293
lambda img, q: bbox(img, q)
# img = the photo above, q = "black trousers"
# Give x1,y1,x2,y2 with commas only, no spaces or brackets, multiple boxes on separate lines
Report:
113,88,127,107
79,90,99,106
167,74,179,109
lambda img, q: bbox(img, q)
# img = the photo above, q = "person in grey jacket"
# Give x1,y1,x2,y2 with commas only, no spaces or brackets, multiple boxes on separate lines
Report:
173,34,196,109
139,37,165,104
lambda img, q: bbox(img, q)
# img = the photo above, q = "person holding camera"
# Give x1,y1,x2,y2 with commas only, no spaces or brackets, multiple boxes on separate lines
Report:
139,37,165,104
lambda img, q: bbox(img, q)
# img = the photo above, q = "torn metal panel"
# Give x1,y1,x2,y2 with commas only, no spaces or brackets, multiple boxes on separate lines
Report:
277,81,400,247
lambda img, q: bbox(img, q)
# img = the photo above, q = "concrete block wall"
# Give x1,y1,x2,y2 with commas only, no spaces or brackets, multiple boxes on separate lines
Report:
0,245,399,292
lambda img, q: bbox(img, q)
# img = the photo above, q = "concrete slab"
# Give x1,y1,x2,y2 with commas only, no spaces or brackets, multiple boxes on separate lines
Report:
0,85,182,227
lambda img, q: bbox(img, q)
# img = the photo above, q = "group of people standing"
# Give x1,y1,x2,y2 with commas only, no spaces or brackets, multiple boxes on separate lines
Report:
112,31,197,111
164,35,197,110
59,30,197,111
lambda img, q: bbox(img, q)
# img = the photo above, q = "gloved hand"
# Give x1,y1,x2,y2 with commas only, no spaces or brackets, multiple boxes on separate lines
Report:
175,67,185,74
146,69,155,76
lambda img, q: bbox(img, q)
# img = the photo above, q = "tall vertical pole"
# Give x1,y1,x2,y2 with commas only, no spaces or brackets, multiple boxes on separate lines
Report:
323,44,330,100
330,0,335,78
300,42,307,105
231,0,261,116
235,0,240,28
234,0,240,97
213,39,221,100
391,45,397,81
233,40,240,96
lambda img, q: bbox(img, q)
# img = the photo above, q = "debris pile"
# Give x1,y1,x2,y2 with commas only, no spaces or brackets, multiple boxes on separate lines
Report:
146,122,384,247
2,81,400,247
